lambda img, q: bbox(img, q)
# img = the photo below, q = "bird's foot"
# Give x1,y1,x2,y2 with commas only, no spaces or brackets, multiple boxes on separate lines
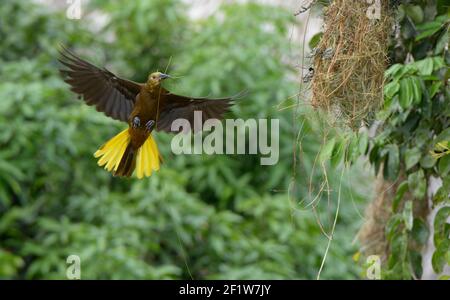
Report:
132,116,141,129
145,120,155,132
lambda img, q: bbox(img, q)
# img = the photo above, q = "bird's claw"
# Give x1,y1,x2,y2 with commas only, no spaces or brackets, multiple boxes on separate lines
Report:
145,120,155,132
132,116,141,129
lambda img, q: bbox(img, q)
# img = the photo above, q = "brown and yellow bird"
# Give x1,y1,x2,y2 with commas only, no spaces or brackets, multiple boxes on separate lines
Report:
58,46,234,178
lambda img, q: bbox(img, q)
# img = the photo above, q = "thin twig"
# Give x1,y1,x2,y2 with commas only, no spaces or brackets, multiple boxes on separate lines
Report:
317,167,344,280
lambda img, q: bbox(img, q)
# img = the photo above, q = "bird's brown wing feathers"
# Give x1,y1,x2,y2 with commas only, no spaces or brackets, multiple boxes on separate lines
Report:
156,92,234,133
58,46,142,122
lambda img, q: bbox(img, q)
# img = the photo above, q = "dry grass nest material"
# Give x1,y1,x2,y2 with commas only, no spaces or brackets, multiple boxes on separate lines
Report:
311,0,393,130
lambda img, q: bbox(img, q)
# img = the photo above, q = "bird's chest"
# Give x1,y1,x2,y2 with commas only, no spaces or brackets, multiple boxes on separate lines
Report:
133,90,161,121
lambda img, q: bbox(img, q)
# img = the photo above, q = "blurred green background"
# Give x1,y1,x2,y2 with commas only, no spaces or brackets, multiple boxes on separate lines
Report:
0,0,373,279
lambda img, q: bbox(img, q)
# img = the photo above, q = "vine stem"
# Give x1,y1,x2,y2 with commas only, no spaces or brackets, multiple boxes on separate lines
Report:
316,166,344,280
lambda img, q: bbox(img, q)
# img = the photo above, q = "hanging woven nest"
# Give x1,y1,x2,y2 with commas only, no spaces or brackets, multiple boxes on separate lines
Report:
311,0,394,130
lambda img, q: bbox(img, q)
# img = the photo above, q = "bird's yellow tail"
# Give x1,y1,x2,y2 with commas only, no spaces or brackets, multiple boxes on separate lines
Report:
94,129,161,178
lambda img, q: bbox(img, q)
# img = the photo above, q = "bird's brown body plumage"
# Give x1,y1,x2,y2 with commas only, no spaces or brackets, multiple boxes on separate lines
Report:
58,46,235,178
115,84,162,177
129,86,159,148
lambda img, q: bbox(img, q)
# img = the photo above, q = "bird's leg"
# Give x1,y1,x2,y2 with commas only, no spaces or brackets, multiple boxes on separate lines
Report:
145,120,155,132
132,116,141,129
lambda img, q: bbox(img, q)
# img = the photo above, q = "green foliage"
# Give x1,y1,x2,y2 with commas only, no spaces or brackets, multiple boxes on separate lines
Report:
319,1,449,279
0,0,370,279
163,3,299,202
359,1,448,279
90,0,188,81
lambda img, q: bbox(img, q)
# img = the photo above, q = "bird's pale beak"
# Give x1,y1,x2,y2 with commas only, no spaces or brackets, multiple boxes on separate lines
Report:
160,73,170,80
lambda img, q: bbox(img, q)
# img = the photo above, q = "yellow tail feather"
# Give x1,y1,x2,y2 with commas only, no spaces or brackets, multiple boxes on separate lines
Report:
94,129,161,178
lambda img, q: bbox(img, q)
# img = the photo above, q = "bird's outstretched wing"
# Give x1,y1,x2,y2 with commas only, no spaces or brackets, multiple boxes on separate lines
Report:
58,46,142,122
156,91,235,133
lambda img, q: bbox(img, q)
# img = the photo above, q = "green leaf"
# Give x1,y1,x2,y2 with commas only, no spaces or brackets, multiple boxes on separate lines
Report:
399,78,413,109
433,177,450,204
415,27,442,41
433,56,445,70
347,134,360,163
416,21,443,31
409,250,423,278
386,214,403,241
410,76,422,104
414,58,434,76
411,218,429,245
358,132,369,155
435,29,449,54
384,144,400,181
438,155,450,177
436,128,450,143
384,81,400,99
407,170,426,199
406,5,424,24
429,81,442,98
331,138,346,168
393,181,408,212
434,206,450,246
403,201,413,231
389,233,409,268
432,240,450,274
404,147,422,170
414,19,444,40
308,32,323,49
385,64,403,79
421,75,440,81
420,153,436,169
319,137,336,163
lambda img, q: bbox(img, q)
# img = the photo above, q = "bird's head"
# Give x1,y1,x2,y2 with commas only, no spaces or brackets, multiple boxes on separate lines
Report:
146,72,171,87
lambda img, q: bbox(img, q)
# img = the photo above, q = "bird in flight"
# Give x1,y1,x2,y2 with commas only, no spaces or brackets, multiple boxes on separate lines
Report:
58,46,234,178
